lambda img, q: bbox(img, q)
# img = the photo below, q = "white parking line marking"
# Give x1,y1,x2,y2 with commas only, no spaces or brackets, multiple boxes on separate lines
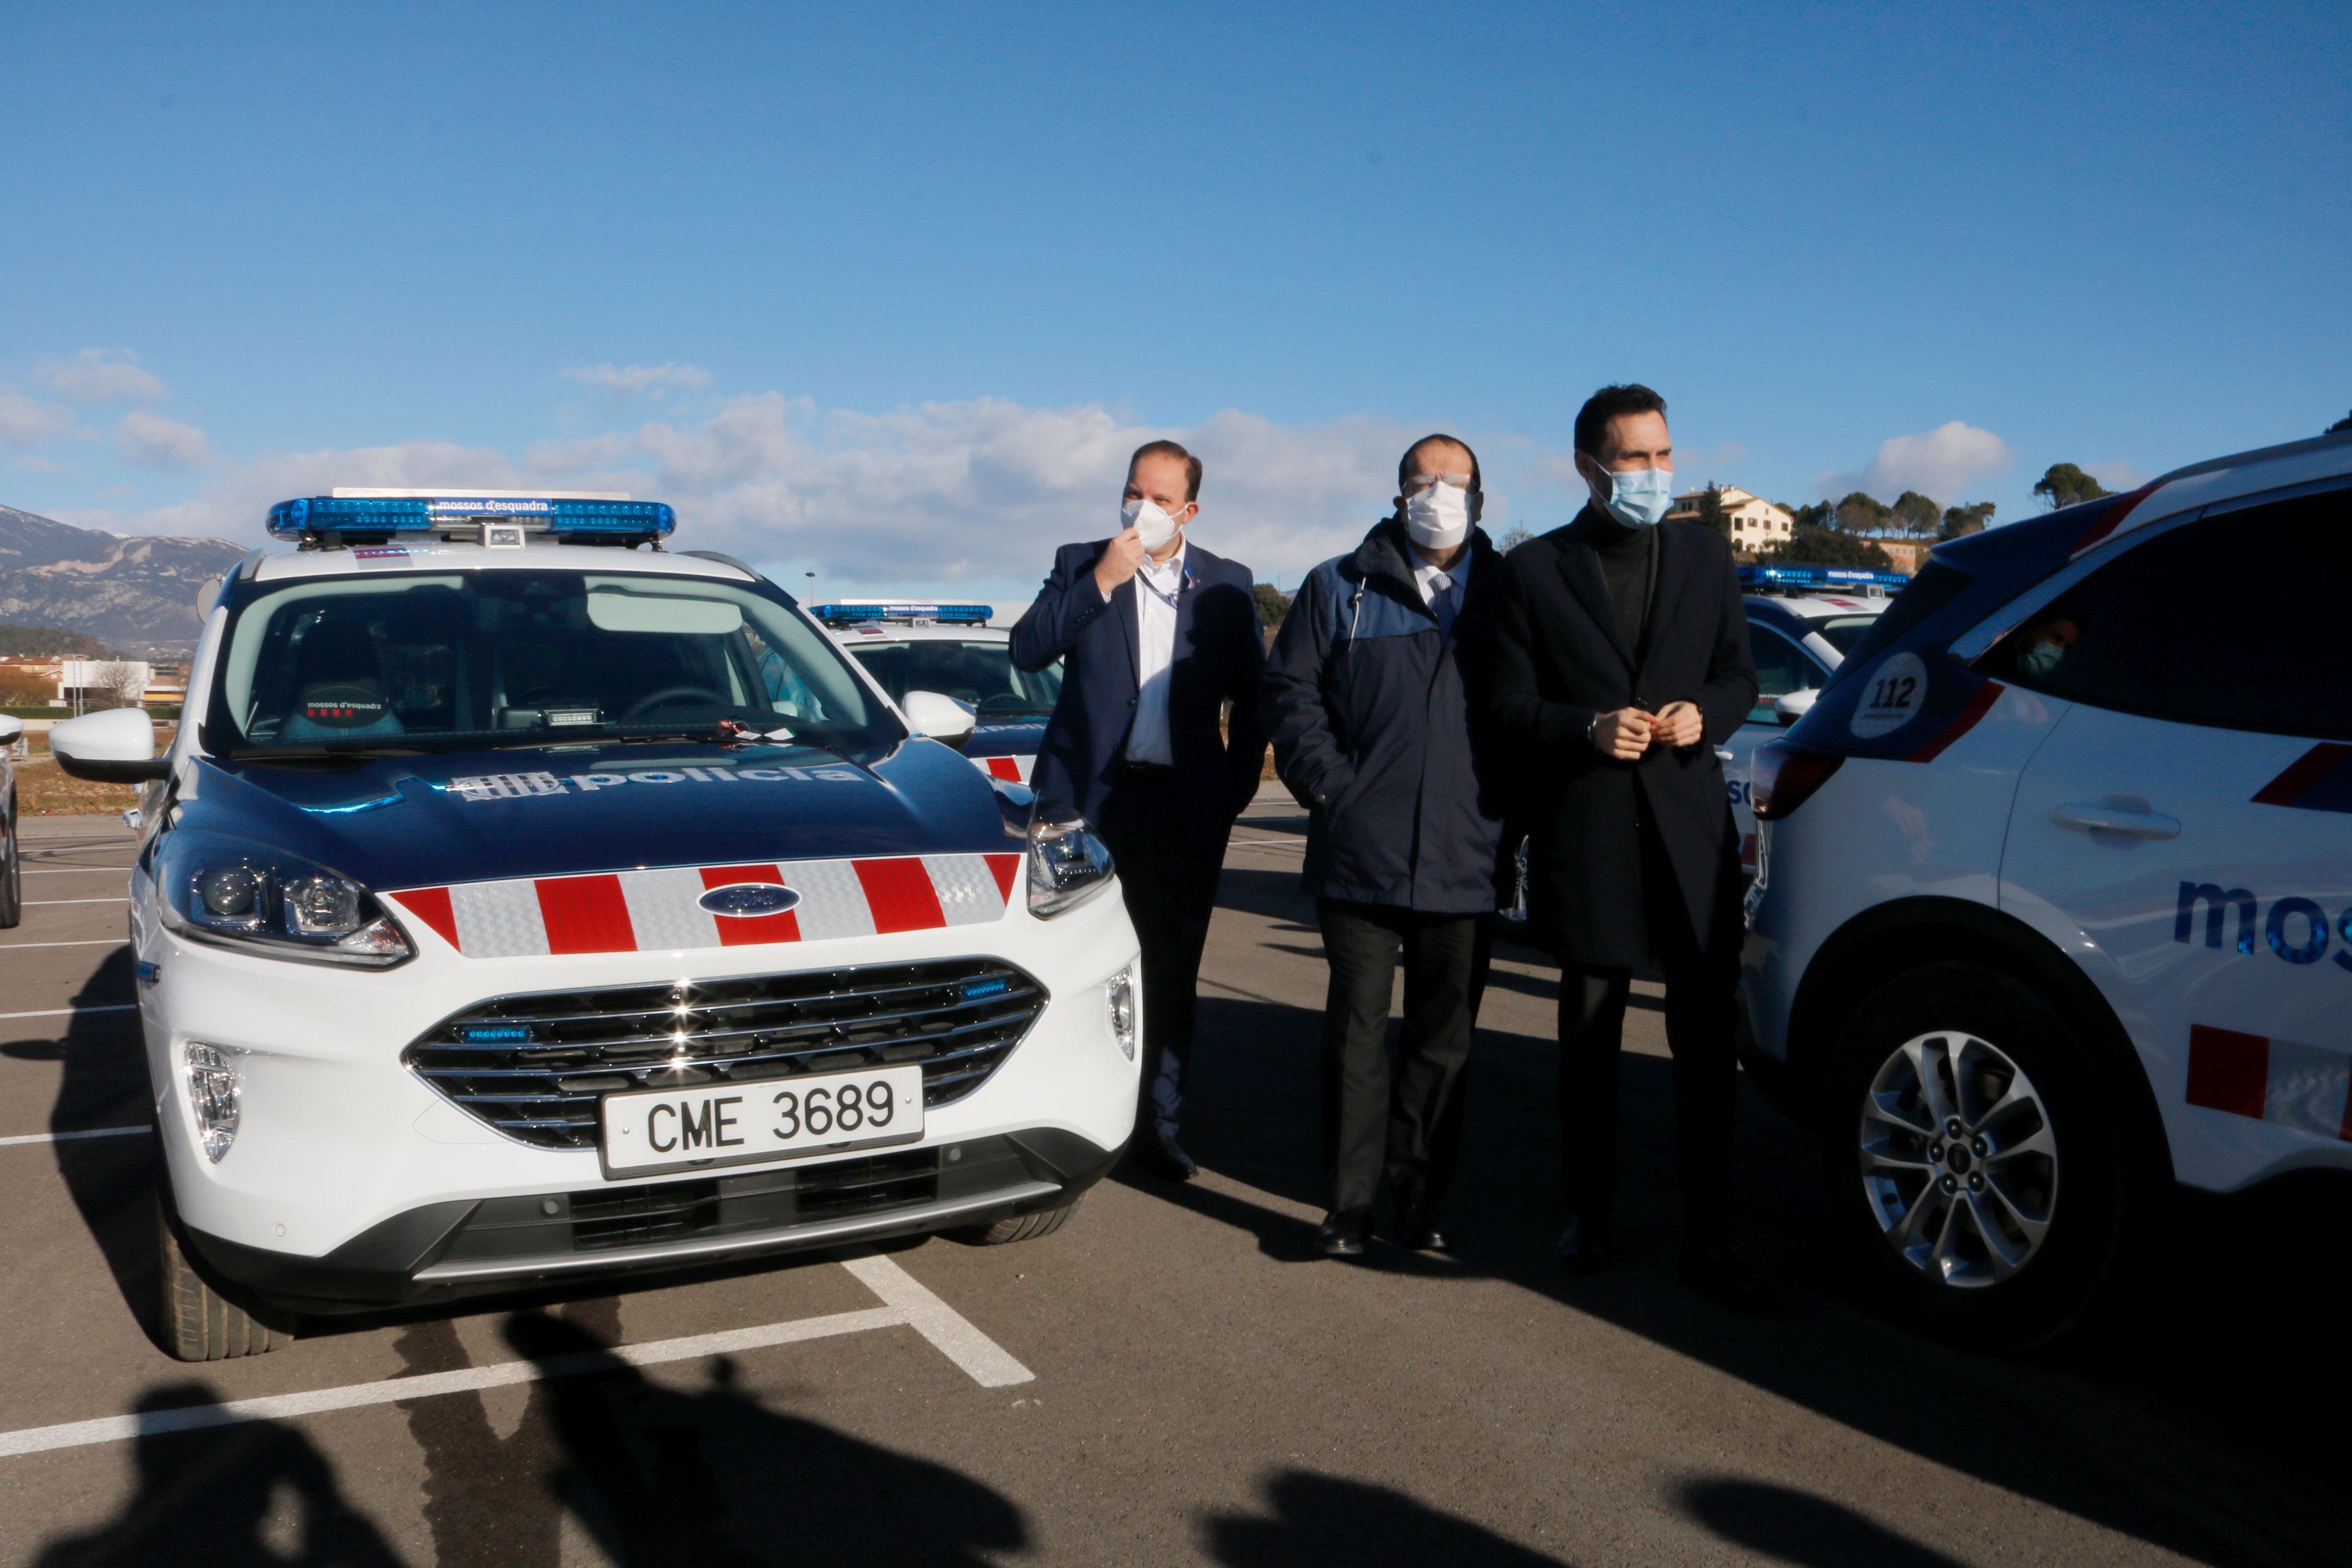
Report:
0,1004,136,1020
0,1125,145,1148
841,1254,1036,1387
0,940,129,951
0,1253,1031,1458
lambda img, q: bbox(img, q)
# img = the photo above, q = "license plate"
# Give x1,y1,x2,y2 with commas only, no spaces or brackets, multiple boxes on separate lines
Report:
598,1065,925,1178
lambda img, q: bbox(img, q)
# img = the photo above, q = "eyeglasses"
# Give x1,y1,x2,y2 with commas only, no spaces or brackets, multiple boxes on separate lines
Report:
1402,473,1475,493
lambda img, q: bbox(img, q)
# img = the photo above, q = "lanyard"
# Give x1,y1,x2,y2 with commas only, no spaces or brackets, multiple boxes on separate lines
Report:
1135,563,1186,611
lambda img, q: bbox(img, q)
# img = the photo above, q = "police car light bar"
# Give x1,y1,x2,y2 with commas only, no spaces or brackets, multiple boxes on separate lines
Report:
1738,563,1911,593
813,602,993,625
265,489,675,541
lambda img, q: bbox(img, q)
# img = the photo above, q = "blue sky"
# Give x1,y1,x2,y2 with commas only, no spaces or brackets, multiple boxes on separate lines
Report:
3,1,2345,606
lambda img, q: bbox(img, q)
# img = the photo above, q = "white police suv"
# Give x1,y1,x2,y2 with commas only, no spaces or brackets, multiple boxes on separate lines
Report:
820,601,1058,787
48,491,1140,1361
1741,432,2351,1344
1724,566,1904,869
0,708,21,928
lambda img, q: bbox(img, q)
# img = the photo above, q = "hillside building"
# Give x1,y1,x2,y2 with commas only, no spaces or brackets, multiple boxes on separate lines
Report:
1665,486,1794,551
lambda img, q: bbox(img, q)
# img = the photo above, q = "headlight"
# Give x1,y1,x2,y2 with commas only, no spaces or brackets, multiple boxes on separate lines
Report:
1026,797,1115,918
184,1042,241,1162
1106,964,1137,1060
156,829,413,967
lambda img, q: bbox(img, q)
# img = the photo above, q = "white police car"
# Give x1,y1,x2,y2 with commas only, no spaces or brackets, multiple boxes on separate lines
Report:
1723,566,1904,870
47,490,1141,1361
0,709,21,928
820,601,1058,787
1741,432,2352,1344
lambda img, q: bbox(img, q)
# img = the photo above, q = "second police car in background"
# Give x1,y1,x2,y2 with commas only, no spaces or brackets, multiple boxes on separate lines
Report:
819,601,1059,788
49,490,1141,1360
1743,430,2352,1344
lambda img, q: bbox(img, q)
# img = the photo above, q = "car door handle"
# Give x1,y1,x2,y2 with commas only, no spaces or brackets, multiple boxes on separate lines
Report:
2050,799,2181,840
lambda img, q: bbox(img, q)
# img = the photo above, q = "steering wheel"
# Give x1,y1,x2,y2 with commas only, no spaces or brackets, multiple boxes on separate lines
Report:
622,685,731,721
976,693,1042,715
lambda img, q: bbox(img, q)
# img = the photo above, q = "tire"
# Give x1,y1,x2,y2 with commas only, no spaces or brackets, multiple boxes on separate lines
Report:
0,801,21,929
1823,961,2135,1348
946,1198,1080,1246
156,1191,296,1361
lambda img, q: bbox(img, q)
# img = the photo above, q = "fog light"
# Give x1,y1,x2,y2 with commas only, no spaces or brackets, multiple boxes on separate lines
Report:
184,1042,241,1163
1106,965,1137,1061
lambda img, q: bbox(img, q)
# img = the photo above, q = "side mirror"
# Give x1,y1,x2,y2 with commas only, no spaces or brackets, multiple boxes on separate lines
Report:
0,715,21,745
1774,688,1819,727
48,708,170,782
901,689,976,749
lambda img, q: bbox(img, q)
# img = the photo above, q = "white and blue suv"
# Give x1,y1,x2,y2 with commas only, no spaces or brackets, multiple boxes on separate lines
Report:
1741,432,2351,1344
50,491,1141,1360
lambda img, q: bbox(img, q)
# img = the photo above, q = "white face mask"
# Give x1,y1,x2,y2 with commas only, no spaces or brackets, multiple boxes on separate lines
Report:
1404,482,1472,551
1121,496,1184,552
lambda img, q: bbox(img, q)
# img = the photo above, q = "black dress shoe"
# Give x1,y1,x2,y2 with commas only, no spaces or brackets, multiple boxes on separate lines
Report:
1556,1215,1614,1274
1317,1209,1370,1257
1680,1248,1781,1314
1393,1208,1452,1253
1129,1131,1196,1183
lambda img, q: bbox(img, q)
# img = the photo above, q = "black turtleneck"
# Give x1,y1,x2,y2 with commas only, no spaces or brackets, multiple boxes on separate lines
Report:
1569,503,1657,653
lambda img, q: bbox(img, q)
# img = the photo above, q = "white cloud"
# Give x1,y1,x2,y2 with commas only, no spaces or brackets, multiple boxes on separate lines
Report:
557,362,712,395
0,388,78,450
1810,420,2012,505
2083,459,2150,491
114,410,214,471
36,348,167,404
68,394,1442,590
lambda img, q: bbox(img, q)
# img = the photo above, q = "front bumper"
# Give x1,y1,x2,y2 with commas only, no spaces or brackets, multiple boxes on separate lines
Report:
187,1128,1117,1313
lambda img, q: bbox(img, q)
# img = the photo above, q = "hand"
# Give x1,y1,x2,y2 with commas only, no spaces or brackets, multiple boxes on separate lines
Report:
1093,529,1147,597
1652,700,1705,749
1592,706,1653,761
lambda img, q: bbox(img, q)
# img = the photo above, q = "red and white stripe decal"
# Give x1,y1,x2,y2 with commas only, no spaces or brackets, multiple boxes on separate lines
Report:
2185,1024,2352,1142
388,853,1024,959
968,754,1034,783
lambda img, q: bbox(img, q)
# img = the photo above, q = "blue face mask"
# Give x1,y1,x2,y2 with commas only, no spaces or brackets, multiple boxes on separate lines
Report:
1600,465,1675,528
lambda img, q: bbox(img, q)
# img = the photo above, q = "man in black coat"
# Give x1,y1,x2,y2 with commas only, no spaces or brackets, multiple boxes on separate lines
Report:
1262,435,1509,1256
1010,439,1266,1183
1491,384,1773,1310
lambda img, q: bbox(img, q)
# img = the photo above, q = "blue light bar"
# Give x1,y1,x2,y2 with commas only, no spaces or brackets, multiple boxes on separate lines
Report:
265,495,676,540
1739,563,1910,592
813,602,993,625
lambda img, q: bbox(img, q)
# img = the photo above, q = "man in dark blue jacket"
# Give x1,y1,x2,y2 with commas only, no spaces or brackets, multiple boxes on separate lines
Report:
1261,434,1509,1256
1010,440,1266,1183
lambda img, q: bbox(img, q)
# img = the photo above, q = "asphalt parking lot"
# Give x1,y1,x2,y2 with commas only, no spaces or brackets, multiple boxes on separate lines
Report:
2,798,2346,1567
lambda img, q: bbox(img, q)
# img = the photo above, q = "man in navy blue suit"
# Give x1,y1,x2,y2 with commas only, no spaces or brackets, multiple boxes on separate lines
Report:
1011,440,1266,1182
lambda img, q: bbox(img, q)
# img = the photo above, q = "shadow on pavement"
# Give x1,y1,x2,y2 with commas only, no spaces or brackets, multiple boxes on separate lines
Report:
1205,1469,1568,1566
1675,1477,1967,1567
3,946,161,1347
30,1384,401,1568
1182,859,2352,1568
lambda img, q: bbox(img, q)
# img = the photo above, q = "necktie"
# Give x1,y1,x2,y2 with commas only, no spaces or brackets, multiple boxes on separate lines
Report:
1432,576,1457,635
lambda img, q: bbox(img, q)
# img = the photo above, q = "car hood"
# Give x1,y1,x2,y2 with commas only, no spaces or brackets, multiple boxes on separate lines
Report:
177,738,1016,893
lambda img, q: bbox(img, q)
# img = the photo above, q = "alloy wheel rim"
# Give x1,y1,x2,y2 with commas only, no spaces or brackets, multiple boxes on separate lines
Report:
1858,1030,2058,1289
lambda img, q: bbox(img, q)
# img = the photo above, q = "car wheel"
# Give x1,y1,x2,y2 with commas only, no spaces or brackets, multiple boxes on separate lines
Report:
1825,961,2132,1348
156,1190,296,1360
946,1197,1080,1246
0,803,20,929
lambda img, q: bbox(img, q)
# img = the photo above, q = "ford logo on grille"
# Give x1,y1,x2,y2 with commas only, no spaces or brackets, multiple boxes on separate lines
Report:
697,883,802,918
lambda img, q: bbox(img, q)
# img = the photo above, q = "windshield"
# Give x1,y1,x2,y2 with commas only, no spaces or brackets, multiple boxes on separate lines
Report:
846,638,1062,719
208,569,901,755
1808,614,1884,655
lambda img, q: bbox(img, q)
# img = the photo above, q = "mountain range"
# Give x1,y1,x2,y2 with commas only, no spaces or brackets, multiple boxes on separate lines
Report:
0,504,248,658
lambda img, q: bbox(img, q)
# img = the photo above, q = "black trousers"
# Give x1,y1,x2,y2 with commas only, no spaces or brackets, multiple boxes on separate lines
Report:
1098,766,1225,1139
1557,819,1744,1254
1318,900,1493,1218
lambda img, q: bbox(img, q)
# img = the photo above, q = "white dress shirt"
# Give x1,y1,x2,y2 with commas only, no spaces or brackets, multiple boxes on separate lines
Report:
1412,549,1468,634
1124,542,1187,765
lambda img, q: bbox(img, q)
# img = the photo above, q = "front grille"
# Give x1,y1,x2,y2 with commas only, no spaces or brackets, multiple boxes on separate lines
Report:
404,958,1047,1150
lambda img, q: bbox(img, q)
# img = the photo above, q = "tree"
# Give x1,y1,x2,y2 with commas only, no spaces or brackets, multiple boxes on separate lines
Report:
2329,409,2352,434
1784,500,1834,531
1891,491,1942,536
1252,582,1292,640
2032,463,2111,510
1941,502,1996,538
1762,526,1894,570
95,661,148,709
1495,524,1534,553
1834,492,1891,533
1695,483,1730,537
